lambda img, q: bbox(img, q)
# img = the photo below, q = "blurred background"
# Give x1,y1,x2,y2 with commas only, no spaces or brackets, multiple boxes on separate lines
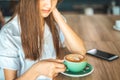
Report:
58,0,120,15
0,0,120,17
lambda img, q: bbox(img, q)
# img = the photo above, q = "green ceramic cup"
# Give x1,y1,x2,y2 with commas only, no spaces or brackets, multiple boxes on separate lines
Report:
64,54,87,73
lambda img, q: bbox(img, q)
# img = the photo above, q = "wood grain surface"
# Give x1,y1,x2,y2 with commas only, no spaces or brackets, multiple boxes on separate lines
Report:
55,14,120,80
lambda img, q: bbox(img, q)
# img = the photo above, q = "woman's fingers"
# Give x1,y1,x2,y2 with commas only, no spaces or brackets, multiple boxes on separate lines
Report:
54,59,64,63
55,68,66,73
38,59,66,79
49,67,65,78
54,62,65,69
47,59,64,63
48,59,66,69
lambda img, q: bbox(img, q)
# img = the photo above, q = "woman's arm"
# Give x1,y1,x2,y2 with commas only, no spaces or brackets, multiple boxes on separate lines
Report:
4,59,65,80
4,64,42,80
52,8,86,55
4,69,17,80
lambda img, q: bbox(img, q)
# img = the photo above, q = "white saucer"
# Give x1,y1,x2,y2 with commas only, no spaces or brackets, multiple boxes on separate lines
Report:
61,63,94,77
113,25,120,31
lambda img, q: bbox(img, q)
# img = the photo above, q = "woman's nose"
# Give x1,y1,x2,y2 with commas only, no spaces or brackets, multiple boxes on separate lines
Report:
44,0,51,8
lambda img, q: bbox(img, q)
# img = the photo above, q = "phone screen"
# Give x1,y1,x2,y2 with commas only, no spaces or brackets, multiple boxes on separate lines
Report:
87,49,119,61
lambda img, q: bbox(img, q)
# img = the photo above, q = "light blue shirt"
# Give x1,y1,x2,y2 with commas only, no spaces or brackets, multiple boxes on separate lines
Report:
0,15,65,80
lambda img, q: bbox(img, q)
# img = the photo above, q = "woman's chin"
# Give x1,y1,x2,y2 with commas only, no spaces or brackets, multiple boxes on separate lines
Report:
42,14,50,18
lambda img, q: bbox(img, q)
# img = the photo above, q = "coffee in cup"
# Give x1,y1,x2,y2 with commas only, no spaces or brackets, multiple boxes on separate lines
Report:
64,54,87,73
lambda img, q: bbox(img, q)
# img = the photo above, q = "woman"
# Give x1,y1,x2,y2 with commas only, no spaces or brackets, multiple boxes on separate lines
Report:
0,0,86,80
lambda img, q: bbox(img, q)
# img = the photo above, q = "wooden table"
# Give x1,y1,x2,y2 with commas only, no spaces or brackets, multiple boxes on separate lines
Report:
55,14,120,80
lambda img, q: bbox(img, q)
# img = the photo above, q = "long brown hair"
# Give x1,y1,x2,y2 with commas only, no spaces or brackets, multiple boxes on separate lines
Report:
13,0,62,60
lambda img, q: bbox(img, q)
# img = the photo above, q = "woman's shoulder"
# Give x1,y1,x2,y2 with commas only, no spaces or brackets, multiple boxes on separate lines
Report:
0,15,20,36
0,15,22,53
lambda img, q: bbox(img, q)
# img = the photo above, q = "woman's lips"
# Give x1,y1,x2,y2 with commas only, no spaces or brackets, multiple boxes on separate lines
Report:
42,10,50,13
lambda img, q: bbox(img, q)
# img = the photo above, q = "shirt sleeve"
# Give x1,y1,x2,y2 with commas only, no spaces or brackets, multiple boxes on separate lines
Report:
0,24,20,70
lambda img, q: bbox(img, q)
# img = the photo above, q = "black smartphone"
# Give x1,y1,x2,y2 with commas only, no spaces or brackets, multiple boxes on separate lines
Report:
87,49,119,61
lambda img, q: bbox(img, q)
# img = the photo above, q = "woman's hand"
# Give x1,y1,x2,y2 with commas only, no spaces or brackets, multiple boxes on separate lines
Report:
34,59,66,78
4,59,66,80
52,8,64,23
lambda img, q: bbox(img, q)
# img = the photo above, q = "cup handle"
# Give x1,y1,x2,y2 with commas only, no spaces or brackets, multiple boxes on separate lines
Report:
63,61,67,65
63,61,69,71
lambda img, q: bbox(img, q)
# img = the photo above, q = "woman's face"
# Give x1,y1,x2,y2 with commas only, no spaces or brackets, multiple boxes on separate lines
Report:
39,0,58,18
